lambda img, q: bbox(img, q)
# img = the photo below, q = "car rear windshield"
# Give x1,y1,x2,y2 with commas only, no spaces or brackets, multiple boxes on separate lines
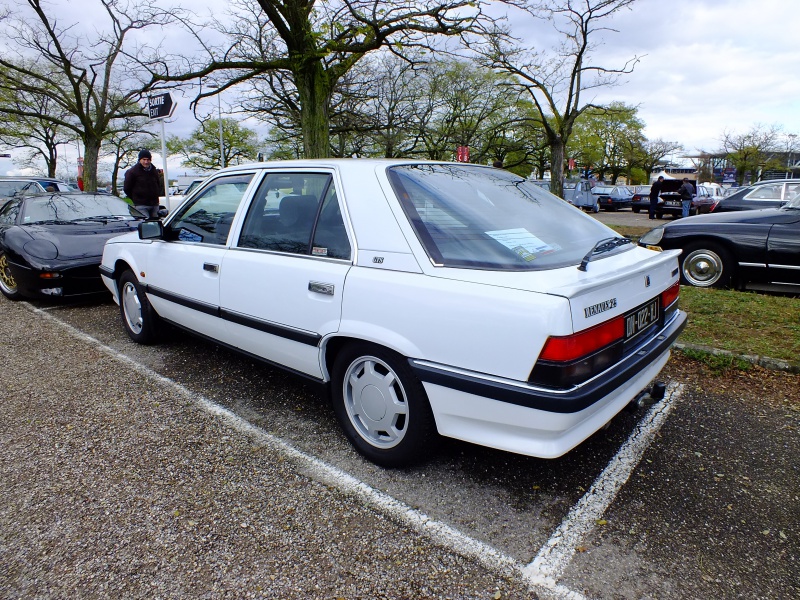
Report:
387,164,624,270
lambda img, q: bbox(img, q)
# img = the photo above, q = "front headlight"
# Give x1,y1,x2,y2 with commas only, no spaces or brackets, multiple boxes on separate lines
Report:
24,239,59,259
639,227,665,246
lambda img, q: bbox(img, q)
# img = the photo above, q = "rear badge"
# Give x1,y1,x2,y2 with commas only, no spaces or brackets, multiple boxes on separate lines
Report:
584,298,617,318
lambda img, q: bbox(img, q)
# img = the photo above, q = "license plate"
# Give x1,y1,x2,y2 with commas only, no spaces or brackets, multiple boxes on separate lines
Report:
625,298,660,341
665,200,680,207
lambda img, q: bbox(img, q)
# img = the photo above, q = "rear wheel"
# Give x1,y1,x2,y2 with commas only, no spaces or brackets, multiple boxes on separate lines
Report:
632,207,640,214
680,242,735,288
0,252,22,300
331,343,438,467
118,269,161,343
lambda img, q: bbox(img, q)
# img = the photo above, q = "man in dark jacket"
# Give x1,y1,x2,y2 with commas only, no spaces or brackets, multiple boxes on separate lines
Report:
679,177,695,218
648,175,664,219
123,149,162,218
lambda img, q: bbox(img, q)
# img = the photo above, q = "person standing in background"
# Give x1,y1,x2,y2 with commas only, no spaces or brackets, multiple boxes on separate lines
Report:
648,175,664,219
679,177,694,218
123,149,162,219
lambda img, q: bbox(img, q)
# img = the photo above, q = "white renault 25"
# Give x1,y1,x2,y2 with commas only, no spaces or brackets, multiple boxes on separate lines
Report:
101,160,686,467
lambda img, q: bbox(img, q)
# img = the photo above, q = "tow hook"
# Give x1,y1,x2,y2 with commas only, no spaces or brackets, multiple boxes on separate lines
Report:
630,381,667,409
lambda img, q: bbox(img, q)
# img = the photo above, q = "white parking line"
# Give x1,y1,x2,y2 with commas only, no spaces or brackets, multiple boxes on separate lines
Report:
28,303,681,600
523,383,684,587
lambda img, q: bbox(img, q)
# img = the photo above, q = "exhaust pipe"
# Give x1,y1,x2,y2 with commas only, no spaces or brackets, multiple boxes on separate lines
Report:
630,380,667,409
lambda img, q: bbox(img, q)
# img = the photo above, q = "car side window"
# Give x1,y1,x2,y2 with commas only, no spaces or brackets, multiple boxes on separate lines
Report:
167,173,254,245
238,172,343,257
312,185,351,260
745,184,782,200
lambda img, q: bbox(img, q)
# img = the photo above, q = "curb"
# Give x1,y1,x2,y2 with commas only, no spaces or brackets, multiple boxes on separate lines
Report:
674,342,800,374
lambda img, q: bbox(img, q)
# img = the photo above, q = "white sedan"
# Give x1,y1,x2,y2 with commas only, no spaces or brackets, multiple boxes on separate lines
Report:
101,160,686,467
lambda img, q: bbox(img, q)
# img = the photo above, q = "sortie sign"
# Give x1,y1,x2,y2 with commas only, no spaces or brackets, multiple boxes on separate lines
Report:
148,92,175,120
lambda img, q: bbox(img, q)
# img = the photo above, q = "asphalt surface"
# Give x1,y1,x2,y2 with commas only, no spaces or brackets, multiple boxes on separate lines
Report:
1,241,798,599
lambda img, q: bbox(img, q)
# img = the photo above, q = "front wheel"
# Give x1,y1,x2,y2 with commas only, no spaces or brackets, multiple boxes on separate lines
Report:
118,270,161,343
0,252,22,300
680,242,735,288
331,344,438,467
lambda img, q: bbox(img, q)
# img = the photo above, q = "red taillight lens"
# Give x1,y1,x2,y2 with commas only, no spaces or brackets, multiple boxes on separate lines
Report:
661,281,680,309
539,316,625,362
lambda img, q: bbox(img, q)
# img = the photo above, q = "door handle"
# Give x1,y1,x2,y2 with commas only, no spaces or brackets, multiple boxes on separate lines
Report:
308,281,334,296
203,263,219,273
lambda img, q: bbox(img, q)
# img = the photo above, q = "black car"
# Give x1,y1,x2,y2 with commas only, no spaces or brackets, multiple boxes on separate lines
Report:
0,193,145,300
630,185,652,213
713,179,800,212
590,185,633,211
638,194,800,288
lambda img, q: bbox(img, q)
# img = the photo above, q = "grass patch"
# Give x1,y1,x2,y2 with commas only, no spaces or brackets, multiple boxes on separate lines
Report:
679,347,753,374
606,224,653,243
678,286,800,363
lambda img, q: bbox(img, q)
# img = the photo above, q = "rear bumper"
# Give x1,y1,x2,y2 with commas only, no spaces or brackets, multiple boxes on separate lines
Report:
411,310,686,458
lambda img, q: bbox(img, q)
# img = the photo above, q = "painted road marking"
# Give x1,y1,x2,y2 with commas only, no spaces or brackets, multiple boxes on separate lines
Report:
30,303,682,600
524,383,684,587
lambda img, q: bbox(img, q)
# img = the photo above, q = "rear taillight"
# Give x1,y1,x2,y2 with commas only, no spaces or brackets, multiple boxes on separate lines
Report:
530,286,679,389
539,317,624,362
661,281,679,309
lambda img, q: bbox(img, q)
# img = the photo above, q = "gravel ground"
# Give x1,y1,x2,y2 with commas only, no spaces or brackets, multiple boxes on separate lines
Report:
0,300,532,599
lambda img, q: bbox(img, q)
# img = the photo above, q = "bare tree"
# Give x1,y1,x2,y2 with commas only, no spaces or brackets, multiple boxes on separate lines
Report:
637,138,683,180
0,90,75,177
0,0,178,191
472,0,639,198
150,0,491,159
721,124,782,185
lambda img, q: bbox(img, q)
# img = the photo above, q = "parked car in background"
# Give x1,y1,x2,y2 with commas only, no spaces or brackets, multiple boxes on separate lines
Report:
101,159,686,467
28,177,73,192
639,193,800,288
712,179,800,213
566,180,599,212
0,177,48,210
651,179,716,219
591,185,633,211
630,185,652,214
0,192,145,300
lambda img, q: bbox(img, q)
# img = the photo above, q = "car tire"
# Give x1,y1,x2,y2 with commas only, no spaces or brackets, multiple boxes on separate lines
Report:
118,269,161,344
632,207,640,214
331,343,438,467
680,242,735,288
593,202,600,213
0,252,22,300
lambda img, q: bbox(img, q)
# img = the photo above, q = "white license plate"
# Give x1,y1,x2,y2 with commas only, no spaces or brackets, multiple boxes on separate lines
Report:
625,298,660,340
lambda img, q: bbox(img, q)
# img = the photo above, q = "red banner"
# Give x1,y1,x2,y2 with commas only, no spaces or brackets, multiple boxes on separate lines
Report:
456,146,470,162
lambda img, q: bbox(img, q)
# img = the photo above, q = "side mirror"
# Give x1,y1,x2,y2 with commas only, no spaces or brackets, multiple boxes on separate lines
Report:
138,220,164,240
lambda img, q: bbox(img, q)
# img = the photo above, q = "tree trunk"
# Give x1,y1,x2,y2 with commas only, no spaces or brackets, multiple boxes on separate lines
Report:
82,137,102,192
550,138,565,199
295,62,331,159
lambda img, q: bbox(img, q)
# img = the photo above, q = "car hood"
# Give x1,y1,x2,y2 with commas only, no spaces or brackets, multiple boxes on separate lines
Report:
17,221,140,260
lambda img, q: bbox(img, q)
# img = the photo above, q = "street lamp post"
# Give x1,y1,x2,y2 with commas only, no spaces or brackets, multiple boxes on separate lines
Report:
208,84,225,168
787,134,797,180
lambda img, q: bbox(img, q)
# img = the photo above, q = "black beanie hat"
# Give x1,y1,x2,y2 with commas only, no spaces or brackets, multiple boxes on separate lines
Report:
138,149,152,160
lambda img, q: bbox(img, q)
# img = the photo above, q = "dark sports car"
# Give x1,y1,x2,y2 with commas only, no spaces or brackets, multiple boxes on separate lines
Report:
0,193,145,300
638,194,800,288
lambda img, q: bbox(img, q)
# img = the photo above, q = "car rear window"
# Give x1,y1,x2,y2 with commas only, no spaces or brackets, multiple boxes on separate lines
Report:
387,164,622,271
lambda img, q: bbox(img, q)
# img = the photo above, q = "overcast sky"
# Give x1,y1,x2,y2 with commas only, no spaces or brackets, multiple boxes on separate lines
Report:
2,0,799,177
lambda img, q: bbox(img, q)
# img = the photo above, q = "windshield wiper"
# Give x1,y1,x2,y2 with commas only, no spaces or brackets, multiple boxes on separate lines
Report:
578,237,632,271
25,219,79,225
